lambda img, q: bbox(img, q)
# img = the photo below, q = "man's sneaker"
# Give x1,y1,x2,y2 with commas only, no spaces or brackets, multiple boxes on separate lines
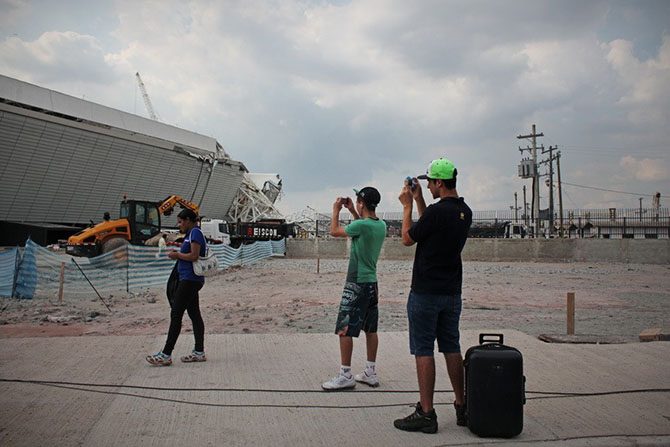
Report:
181,351,207,363
321,373,356,391
454,402,468,426
354,369,380,387
393,402,438,434
145,352,172,366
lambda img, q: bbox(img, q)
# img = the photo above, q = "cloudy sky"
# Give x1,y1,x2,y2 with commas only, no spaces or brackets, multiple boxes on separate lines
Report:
1,0,669,216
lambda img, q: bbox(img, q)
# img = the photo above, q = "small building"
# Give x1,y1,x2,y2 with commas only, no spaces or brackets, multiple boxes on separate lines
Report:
593,221,669,239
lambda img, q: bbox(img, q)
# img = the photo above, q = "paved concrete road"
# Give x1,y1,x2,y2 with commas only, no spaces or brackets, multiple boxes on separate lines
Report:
1,330,669,446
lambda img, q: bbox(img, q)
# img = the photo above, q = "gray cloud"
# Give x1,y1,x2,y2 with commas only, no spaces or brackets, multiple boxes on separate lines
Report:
1,0,668,213
0,31,120,85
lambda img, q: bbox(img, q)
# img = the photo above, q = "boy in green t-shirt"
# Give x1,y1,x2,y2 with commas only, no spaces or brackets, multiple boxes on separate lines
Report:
322,187,387,391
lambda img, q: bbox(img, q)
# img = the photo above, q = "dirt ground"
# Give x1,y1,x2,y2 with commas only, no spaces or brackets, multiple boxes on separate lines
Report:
1,258,668,342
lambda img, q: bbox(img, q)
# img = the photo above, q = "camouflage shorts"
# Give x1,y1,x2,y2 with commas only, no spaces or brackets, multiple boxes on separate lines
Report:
334,282,379,337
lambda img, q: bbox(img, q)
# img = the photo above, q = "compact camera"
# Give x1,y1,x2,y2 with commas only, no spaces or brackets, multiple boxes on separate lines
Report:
405,176,417,191
339,197,352,206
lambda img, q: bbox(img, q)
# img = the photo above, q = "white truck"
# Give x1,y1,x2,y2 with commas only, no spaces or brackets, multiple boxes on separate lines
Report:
199,218,231,246
504,222,528,239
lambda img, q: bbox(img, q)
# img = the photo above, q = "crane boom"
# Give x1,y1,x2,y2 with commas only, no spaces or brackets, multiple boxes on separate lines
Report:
135,72,158,120
157,195,200,216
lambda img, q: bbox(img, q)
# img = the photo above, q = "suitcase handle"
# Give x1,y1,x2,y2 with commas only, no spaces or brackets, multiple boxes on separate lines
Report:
479,333,504,345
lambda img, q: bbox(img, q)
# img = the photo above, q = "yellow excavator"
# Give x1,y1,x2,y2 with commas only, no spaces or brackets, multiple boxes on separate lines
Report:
66,195,200,257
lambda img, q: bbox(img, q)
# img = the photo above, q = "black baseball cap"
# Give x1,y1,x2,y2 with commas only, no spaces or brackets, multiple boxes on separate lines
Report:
353,186,381,209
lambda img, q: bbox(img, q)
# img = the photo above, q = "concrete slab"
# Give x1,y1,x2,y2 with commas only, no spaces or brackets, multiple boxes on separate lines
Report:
1,330,669,446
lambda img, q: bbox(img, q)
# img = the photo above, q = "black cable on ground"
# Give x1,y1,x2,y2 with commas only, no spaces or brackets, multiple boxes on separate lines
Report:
32,382,411,409
1,378,668,408
434,433,670,447
20,384,670,445
2,379,669,445
2,378,669,396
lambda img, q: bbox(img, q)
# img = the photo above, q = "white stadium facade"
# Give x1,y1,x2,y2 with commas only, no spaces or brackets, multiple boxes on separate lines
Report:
0,75,275,245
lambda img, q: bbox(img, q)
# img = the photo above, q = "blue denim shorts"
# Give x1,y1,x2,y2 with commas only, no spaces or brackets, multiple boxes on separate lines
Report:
407,290,462,356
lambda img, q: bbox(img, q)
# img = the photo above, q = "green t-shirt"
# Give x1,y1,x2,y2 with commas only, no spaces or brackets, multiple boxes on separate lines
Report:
344,217,387,283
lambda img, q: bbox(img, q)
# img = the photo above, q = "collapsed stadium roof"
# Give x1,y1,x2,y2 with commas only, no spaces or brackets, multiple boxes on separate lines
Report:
0,74,281,228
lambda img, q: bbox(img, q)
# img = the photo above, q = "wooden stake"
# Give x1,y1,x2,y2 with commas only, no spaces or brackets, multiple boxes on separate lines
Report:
567,292,575,335
315,234,320,274
58,262,66,303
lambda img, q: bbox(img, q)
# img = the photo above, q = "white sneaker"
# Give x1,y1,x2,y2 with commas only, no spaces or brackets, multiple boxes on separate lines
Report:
322,373,356,391
354,370,380,387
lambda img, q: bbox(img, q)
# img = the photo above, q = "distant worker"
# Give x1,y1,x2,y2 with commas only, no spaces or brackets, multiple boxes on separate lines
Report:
146,209,208,366
394,158,472,434
103,211,111,221
322,187,387,390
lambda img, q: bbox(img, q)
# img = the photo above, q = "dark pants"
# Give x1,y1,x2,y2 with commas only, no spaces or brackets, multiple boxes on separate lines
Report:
162,280,204,355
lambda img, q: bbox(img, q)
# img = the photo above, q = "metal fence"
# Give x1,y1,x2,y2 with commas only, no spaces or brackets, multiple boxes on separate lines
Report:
309,208,670,239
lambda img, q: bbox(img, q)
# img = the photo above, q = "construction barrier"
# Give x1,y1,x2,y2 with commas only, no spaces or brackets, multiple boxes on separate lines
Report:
0,248,18,298
2,238,286,300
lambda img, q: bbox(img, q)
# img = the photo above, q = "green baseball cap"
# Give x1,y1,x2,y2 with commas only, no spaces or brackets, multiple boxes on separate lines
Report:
417,158,457,180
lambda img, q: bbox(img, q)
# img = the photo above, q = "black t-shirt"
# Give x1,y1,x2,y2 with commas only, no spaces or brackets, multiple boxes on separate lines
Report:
408,197,472,295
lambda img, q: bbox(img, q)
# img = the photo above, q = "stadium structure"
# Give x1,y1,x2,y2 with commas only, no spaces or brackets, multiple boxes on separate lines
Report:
0,74,282,245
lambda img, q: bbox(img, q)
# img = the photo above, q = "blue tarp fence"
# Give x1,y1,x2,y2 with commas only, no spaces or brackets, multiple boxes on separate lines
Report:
0,247,19,298
0,238,286,299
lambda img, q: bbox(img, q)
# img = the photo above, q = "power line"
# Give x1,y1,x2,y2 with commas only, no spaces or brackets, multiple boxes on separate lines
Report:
559,151,669,160
561,144,667,151
559,150,669,160
561,147,668,155
562,187,579,208
543,137,668,157
561,182,665,197
561,154,670,163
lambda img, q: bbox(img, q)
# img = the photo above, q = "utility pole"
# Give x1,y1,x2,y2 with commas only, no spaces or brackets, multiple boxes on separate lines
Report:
517,124,544,237
523,185,528,226
541,145,557,236
514,192,519,223
639,197,643,222
556,151,564,237
548,146,555,235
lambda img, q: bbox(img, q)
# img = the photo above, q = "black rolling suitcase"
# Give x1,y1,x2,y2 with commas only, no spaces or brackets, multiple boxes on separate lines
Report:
464,333,525,438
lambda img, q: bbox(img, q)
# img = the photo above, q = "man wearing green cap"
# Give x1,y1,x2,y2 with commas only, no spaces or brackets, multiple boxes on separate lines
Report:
322,187,387,391
394,158,472,433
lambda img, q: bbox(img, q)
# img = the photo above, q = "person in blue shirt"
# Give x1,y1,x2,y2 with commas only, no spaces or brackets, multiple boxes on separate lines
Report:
146,209,208,366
